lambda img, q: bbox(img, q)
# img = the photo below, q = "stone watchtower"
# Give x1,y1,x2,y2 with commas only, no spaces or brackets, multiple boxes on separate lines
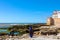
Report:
47,17,54,25
52,11,60,27
47,10,60,27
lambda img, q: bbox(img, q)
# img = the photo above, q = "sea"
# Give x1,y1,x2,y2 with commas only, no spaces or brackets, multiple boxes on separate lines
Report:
0,23,40,28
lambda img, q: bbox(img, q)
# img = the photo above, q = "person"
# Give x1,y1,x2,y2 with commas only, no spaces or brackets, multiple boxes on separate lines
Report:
29,26,33,38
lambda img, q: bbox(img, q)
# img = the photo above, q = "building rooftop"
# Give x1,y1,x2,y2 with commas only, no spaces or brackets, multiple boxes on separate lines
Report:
52,11,60,18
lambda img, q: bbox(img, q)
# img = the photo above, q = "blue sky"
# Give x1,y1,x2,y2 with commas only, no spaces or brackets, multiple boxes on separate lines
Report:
0,0,60,23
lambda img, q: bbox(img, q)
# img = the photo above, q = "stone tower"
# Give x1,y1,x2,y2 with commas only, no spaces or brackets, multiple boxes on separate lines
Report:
52,11,60,27
47,10,60,27
47,17,54,25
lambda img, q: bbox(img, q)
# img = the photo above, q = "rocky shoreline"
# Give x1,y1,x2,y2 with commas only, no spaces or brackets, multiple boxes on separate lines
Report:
0,33,60,40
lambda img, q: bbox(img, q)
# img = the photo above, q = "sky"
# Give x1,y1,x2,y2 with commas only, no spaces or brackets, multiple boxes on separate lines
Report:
0,0,60,23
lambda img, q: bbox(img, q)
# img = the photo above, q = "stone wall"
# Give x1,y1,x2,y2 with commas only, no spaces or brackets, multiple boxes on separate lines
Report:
53,18,60,27
47,17,54,25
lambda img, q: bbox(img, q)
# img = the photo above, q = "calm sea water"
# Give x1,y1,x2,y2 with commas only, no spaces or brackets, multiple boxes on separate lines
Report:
0,23,40,28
